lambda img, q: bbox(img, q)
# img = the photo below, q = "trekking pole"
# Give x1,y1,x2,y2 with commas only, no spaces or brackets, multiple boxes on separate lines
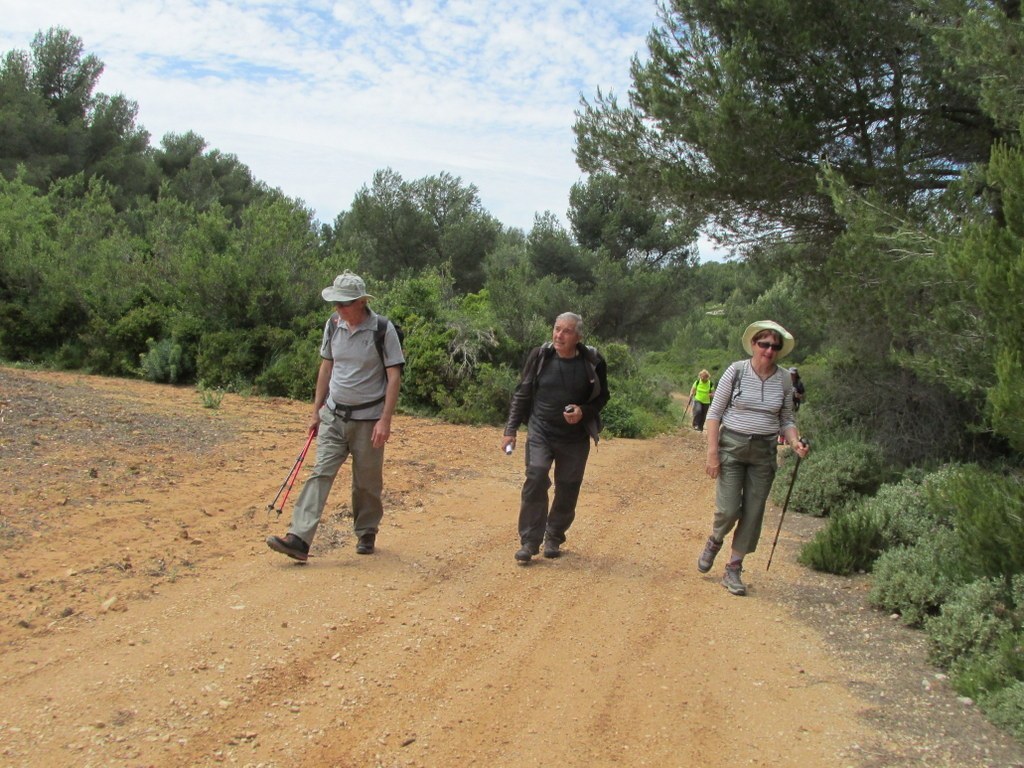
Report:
267,428,316,517
766,439,808,572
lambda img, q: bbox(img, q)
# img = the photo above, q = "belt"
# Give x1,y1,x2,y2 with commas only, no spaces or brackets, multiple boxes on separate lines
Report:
327,395,385,422
721,426,777,441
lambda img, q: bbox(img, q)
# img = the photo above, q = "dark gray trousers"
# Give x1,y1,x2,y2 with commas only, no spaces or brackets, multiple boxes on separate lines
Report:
518,433,591,546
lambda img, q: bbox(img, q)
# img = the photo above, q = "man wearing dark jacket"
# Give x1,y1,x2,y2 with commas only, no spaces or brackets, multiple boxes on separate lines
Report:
501,312,610,563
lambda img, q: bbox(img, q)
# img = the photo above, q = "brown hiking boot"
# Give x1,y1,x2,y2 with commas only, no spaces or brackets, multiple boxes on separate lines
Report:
697,536,722,573
722,561,746,596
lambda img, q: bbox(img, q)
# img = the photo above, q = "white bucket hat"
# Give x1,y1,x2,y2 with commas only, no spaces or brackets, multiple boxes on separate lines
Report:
741,320,795,359
322,270,374,303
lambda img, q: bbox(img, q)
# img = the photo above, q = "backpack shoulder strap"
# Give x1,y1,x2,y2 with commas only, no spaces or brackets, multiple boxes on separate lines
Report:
730,360,747,403
374,315,389,366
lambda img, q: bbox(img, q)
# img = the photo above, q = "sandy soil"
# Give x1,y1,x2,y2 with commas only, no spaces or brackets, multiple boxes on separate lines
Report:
1,366,1022,768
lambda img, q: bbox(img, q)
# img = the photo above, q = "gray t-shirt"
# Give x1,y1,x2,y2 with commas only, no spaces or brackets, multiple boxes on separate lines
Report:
318,310,404,420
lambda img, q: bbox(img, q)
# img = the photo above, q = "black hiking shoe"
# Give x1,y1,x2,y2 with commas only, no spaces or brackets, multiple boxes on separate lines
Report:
267,533,309,562
356,533,376,555
543,539,562,559
515,542,540,563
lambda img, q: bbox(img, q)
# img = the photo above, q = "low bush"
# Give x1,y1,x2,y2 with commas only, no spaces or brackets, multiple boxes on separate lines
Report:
772,438,890,517
140,338,189,384
797,468,966,576
952,628,1024,703
798,506,886,575
868,527,968,626
925,576,1022,669
196,326,298,391
980,681,1024,742
437,363,517,426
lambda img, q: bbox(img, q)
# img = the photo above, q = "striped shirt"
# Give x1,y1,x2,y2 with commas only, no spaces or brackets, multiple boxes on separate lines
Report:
706,360,795,436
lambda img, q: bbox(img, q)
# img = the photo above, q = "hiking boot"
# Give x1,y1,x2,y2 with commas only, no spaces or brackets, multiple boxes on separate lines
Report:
356,533,376,555
267,533,309,562
515,542,540,563
722,561,746,596
697,536,722,573
543,539,562,559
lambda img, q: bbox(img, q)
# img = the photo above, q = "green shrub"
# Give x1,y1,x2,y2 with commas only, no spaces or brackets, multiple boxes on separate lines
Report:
937,466,1024,583
773,438,890,517
867,479,932,547
253,327,320,399
196,326,297,391
140,338,188,384
197,384,225,409
797,465,975,576
600,344,677,439
952,629,1024,702
925,576,1022,669
600,397,655,439
798,506,886,575
979,681,1024,742
437,363,518,425
868,527,968,626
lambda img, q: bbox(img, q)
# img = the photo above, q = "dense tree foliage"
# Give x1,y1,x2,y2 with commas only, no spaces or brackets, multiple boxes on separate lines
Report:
0,28,693,437
574,0,1023,463
575,0,997,252
0,28,151,206
329,168,504,293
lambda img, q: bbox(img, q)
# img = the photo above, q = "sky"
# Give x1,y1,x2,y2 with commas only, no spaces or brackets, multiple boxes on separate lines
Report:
1,0,669,238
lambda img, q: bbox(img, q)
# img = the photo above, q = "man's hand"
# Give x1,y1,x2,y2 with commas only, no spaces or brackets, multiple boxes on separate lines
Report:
563,405,581,425
372,416,392,449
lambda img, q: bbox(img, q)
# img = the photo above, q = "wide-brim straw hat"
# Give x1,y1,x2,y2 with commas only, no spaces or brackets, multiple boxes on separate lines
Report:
741,320,795,359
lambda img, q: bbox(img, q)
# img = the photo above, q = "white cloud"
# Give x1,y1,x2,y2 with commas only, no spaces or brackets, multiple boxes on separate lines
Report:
1,0,660,232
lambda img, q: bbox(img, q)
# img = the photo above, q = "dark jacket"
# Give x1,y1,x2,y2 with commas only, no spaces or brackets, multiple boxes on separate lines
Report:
504,342,610,444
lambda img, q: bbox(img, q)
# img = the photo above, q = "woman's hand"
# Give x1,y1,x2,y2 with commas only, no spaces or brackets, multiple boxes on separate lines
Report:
706,448,720,479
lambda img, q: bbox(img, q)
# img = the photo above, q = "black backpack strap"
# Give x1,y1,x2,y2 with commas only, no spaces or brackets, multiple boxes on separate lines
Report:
374,315,389,367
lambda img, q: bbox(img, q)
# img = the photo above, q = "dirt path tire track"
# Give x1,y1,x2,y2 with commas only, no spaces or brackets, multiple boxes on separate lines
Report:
1,367,1023,768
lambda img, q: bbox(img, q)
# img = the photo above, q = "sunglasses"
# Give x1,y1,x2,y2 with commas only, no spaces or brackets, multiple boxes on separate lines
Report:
755,340,784,351
335,299,359,308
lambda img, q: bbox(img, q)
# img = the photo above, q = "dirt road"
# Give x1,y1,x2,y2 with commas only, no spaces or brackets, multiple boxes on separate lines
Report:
1,367,1022,767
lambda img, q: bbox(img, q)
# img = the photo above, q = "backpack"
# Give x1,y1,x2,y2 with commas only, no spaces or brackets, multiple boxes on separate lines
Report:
373,315,404,370
729,360,792,409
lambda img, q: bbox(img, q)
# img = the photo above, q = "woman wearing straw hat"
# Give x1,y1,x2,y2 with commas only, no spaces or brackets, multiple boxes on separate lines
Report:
696,320,810,595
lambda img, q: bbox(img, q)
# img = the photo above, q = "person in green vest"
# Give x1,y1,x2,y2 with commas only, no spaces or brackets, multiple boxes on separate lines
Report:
689,369,716,432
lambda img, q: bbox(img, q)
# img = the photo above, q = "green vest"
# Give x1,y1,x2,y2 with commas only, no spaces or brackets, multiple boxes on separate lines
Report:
692,378,715,404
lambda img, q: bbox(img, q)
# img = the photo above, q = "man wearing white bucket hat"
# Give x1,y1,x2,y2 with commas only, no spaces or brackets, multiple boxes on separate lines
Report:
267,270,404,561
696,320,809,595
